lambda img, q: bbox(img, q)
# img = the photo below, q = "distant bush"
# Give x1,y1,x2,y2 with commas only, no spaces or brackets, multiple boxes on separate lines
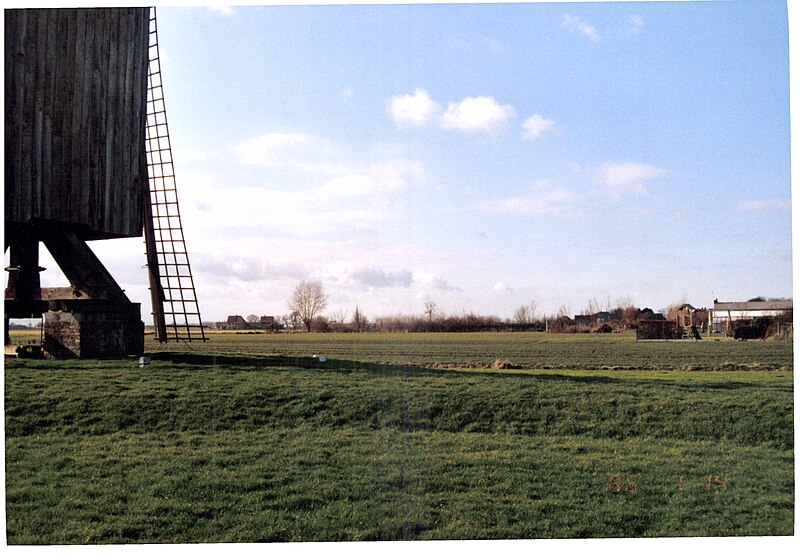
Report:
311,316,332,333
636,320,681,340
764,322,793,341
563,324,591,334
734,317,780,340
547,316,577,333
370,312,510,333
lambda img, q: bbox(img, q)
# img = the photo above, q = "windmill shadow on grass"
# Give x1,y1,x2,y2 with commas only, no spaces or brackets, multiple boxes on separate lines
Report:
146,351,626,384
148,352,771,393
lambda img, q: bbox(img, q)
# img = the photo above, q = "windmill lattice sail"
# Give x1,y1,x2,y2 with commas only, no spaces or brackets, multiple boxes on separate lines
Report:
144,8,206,342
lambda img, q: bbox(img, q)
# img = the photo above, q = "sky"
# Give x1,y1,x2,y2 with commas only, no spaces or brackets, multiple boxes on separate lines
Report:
20,0,795,323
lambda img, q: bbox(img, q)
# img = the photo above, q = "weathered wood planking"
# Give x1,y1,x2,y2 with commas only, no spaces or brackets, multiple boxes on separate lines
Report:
4,8,150,240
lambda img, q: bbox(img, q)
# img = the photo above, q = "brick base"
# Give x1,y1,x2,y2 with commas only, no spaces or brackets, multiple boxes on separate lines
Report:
43,306,144,358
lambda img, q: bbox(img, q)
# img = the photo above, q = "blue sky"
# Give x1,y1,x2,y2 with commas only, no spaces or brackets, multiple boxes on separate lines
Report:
31,1,794,322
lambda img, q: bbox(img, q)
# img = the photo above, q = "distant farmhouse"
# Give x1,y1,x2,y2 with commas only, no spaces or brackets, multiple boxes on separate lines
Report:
709,299,792,335
636,304,707,341
254,316,278,331
635,298,792,340
219,315,246,330
637,308,666,321
573,312,611,327
216,315,279,331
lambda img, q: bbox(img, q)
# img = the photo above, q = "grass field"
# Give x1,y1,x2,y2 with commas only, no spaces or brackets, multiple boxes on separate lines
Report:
4,330,795,542
152,330,794,371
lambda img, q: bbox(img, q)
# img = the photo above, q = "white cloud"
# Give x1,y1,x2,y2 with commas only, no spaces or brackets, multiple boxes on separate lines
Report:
485,169,665,217
412,271,460,291
493,188,579,215
388,91,519,137
208,5,234,15
194,255,308,284
235,132,328,167
386,89,442,127
184,133,428,239
623,15,645,35
352,267,413,288
493,281,513,293
325,264,414,289
235,132,419,181
562,13,600,42
594,162,666,187
314,159,425,199
522,114,557,139
185,183,387,238
441,96,516,136
174,148,221,163
315,175,376,199
593,162,666,198
369,159,427,191
492,186,580,217
320,264,463,296
735,199,791,211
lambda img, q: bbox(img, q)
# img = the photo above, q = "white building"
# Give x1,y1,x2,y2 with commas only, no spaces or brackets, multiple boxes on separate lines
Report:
709,299,792,334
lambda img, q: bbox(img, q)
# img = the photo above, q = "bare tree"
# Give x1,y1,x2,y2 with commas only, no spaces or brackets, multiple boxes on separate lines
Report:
513,305,530,324
329,309,346,324
513,300,538,324
622,306,640,328
246,314,259,324
424,300,438,323
528,300,538,321
289,280,328,332
616,295,635,309
352,306,367,333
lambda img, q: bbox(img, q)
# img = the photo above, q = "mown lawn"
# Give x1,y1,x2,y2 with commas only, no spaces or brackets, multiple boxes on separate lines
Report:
4,345,794,543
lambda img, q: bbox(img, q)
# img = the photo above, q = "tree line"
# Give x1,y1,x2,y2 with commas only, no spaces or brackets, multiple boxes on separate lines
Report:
240,280,670,334
223,281,790,335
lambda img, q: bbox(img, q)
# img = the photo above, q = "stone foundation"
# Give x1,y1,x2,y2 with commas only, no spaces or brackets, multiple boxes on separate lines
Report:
43,304,144,358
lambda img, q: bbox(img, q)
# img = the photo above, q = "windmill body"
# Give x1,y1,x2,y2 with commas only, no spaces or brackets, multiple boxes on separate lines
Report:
5,7,204,357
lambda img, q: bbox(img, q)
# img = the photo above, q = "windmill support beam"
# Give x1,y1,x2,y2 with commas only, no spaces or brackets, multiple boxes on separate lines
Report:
4,226,46,346
143,183,168,343
40,229,130,302
4,225,144,358
40,228,143,357
4,226,46,319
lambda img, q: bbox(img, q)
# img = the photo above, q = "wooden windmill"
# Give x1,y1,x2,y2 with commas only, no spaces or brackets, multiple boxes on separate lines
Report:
4,7,205,357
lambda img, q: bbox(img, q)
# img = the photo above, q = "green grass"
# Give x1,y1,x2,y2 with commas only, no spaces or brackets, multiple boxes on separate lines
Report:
5,344,794,543
10,328,794,371
6,428,793,542
153,330,794,371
